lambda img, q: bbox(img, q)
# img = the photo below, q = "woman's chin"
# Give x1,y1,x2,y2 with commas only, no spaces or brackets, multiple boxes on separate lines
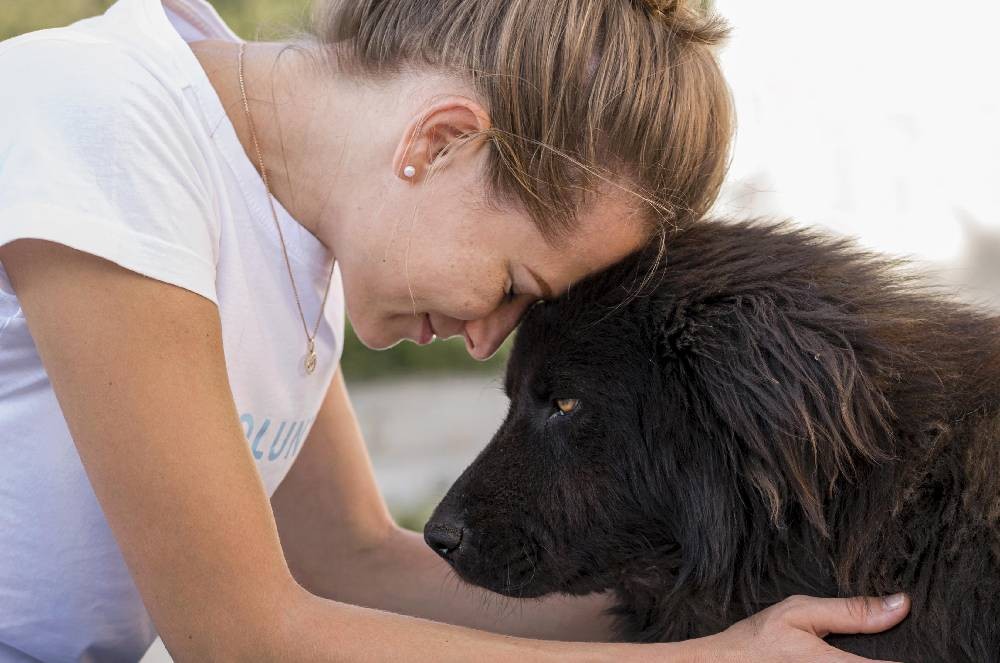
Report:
352,323,398,351
351,312,435,350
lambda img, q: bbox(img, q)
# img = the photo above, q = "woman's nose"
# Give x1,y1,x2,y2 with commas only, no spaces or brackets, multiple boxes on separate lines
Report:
463,295,535,360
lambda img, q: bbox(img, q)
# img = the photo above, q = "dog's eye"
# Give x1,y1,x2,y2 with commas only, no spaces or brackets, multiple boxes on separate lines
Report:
555,398,579,415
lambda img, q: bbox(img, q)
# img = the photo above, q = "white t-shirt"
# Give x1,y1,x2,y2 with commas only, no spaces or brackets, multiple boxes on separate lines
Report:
0,0,345,660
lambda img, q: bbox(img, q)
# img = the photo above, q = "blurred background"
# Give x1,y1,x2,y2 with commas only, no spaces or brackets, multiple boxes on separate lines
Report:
3,0,999,532
713,0,1000,312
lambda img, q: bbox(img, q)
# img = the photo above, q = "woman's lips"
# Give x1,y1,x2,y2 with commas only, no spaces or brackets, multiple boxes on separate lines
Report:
418,313,436,345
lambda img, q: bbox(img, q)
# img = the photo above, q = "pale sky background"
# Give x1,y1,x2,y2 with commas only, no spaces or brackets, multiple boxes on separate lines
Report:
712,1,1000,305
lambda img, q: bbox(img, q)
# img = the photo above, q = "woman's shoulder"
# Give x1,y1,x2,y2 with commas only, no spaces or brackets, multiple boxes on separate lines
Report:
0,30,222,308
0,33,211,211
0,30,184,126
0,0,208,129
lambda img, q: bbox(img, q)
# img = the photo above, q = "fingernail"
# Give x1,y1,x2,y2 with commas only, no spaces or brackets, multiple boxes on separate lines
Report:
882,593,906,610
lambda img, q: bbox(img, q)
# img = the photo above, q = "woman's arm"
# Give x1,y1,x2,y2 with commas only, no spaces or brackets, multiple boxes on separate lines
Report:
271,370,617,641
270,365,917,657
0,239,632,662
0,238,909,662
2,240,296,659
269,335,915,663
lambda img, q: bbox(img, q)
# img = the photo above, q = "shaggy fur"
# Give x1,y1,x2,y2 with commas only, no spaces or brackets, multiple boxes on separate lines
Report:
425,219,1000,662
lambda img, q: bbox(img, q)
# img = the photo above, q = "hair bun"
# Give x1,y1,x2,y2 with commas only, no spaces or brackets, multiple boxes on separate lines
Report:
639,0,730,45
641,0,682,19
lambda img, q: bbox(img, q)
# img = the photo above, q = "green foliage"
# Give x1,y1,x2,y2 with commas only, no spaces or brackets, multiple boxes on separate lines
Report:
393,502,439,533
195,0,313,40
2,1,108,40
0,0,311,41
340,323,511,383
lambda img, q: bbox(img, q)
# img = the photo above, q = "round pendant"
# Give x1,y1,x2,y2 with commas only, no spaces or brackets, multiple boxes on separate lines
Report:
304,339,318,375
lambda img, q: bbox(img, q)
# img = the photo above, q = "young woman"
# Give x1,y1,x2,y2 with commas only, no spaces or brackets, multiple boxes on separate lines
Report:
0,0,909,660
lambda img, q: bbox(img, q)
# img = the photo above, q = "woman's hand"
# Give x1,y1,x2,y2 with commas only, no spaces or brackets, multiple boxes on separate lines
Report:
682,594,911,663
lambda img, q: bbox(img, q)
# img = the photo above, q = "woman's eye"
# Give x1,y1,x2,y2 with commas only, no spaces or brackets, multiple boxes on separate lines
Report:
555,398,579,415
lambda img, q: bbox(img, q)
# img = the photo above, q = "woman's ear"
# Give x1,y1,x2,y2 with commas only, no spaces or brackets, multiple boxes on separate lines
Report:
392,96,492,183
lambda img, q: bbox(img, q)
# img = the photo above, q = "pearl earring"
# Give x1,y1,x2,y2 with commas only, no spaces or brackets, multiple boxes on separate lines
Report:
403,165,416,178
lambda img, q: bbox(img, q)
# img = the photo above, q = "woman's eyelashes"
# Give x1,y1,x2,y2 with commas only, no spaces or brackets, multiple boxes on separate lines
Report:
504,278,518,303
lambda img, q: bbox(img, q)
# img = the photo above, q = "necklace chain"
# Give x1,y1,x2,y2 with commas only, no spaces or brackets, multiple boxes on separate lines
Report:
238,42,336,375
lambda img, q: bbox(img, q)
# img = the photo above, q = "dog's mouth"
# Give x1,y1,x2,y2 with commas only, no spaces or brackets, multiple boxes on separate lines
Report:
462,551,551,599
424,520,557,598
452,553,611,599
427,526,630,599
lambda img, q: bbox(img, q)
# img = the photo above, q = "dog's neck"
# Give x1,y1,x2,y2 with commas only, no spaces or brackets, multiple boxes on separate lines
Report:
612,408,1000,645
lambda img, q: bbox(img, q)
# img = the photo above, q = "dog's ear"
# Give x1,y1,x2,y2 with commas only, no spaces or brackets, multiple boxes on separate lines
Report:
656,293,895,537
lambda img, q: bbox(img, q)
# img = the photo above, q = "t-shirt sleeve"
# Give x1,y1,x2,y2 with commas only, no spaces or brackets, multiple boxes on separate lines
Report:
0,37,220,303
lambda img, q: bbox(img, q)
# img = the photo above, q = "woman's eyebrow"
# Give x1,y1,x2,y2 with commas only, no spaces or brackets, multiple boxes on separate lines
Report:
525,265,555,300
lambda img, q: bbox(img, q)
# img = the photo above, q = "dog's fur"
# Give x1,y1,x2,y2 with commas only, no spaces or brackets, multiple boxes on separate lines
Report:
425,220,1000,662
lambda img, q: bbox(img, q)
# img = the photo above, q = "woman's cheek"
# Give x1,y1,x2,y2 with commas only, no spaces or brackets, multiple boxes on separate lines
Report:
449,289,505,323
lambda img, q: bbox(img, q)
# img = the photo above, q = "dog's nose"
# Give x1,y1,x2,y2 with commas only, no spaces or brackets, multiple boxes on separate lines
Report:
423,522,465,559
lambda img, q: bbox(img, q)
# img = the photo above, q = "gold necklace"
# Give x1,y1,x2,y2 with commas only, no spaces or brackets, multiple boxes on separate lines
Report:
237,42,336,375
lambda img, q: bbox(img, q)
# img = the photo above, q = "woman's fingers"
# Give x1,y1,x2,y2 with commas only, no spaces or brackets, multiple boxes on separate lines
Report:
778,593,911,637
831,649,903,663
703,594,913,663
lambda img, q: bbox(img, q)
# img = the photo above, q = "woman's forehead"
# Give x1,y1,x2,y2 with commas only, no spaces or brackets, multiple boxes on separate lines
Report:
529,197,648,298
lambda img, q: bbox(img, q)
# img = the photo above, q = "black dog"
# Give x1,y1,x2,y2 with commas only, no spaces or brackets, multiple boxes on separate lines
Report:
425,220,1000,662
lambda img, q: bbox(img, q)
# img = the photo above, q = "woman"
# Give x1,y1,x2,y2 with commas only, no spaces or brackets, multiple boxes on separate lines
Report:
0,0,909,660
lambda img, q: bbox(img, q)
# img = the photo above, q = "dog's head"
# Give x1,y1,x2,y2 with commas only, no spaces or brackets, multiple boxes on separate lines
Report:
425,221,936,601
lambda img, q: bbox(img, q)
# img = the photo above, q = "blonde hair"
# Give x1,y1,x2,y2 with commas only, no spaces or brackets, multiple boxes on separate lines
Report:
312,0,733,241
